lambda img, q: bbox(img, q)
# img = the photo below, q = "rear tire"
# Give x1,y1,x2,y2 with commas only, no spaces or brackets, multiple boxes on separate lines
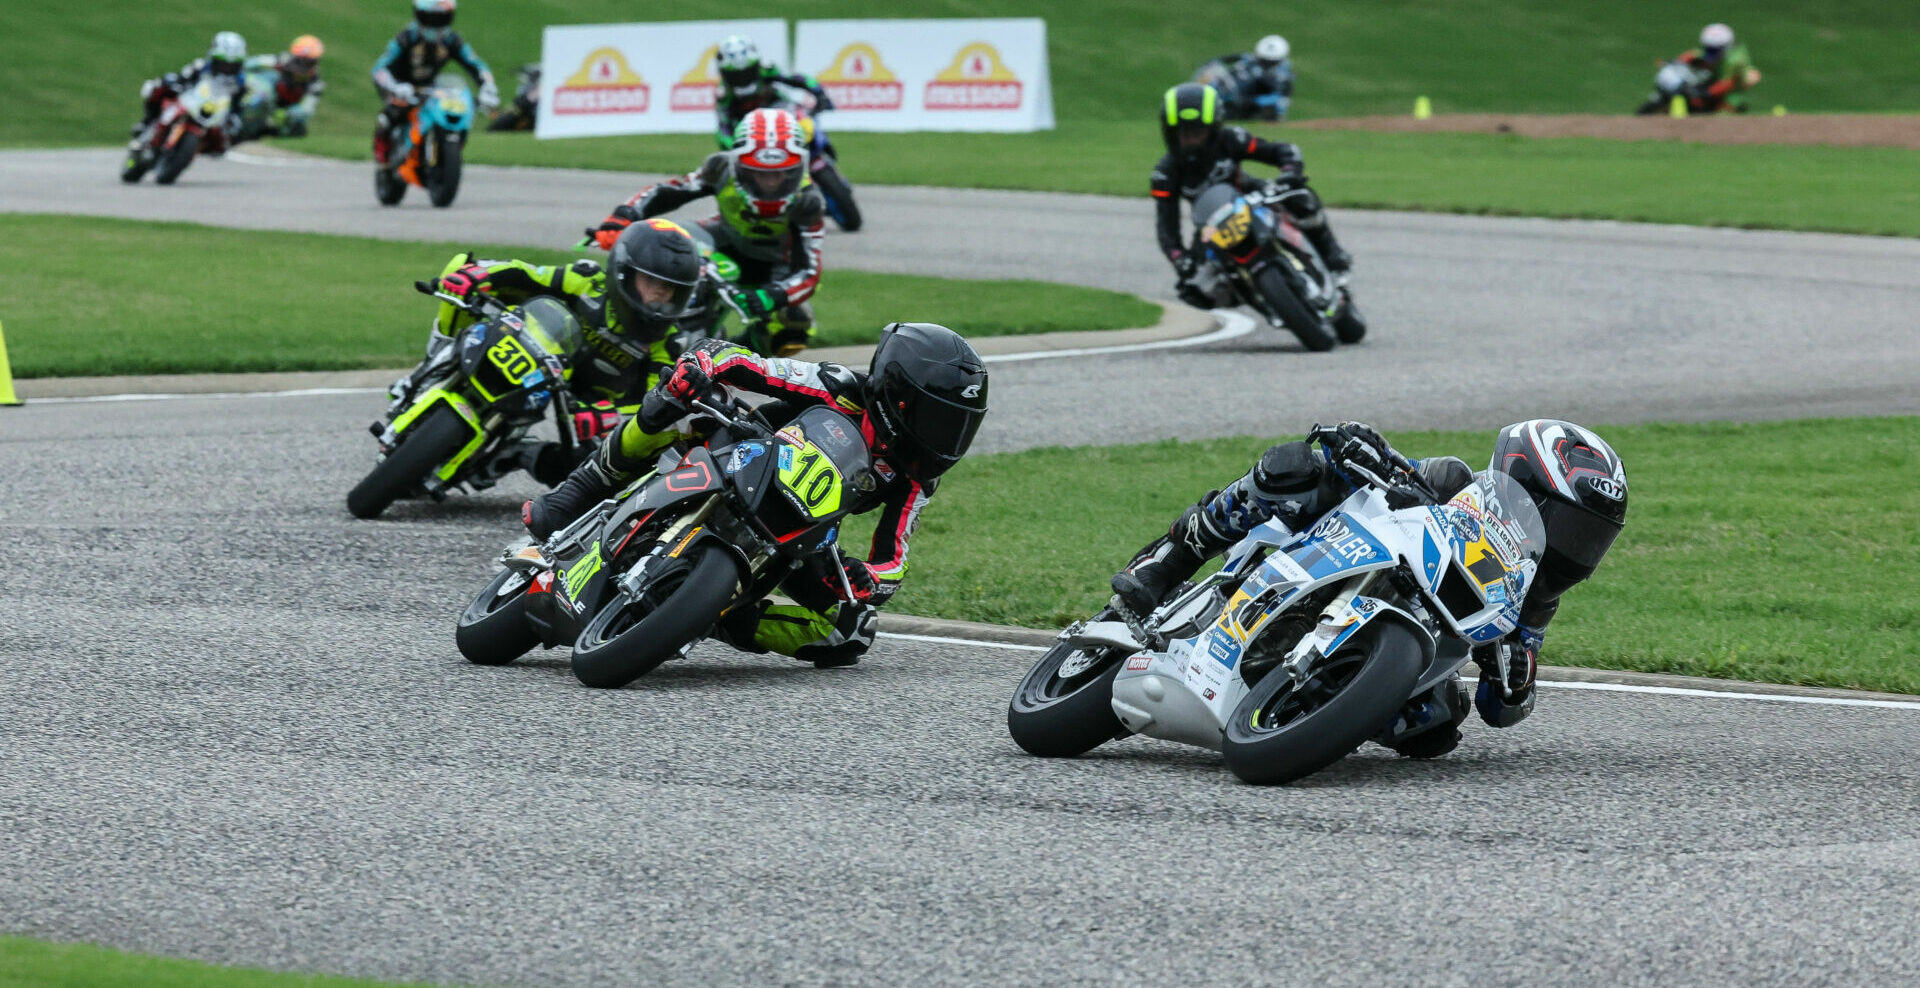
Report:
570,544,741,688
1007,610,1134,757
1222,622,1424,785
1253,264,1336,352
813,163,862,232
375,153,407,205
427,135,462,208
154,132,199,185
456,567,541,665
1333,290,1367,344
346,405,472,519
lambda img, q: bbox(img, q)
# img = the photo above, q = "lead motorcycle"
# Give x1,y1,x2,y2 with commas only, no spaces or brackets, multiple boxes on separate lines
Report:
1007,428,1546,785
454,394,880,688
376,75,475,208
1187,181,1365,352
348,285,587,519
121,76,241,185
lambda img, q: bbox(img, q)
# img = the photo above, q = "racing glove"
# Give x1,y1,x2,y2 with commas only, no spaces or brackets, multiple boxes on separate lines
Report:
478,79,501,111
1169,249,1197,280
662,349,717,403
732,285,787,320
828,558,880,604
1475,625,1542,728
572,401,622,441
431,264,489,299
387,82,417,104
588,205,641,250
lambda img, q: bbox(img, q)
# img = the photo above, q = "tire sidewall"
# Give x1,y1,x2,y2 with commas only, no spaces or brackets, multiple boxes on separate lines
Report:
569,542,742,688
1222,621,1424,784
1254,263,1336,352
1006,626,1132,758
455,567,539,665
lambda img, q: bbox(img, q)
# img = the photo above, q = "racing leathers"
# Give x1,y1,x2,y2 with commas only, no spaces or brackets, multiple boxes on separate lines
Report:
1153,125,1350,306
1676,44,1759,112
242,52,326,137
592,153,826,356
1198,53,1294,121
526,340,933,667
1109,424,1549,745
136,57,251,136
369,25,497,163
715,67,832,148
390,252,679,485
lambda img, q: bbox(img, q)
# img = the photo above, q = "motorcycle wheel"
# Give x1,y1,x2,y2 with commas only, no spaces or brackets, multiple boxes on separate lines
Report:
375,163,407,206
427,134,462,208
813,163,863,232
1221,621,1423,785
154,132,199,185
1006,609,1135,757
120,147,152,183
1253,265,1336,352
455,567,541,665
1333,290,1367,344
346,405,471,519
570,543,741,689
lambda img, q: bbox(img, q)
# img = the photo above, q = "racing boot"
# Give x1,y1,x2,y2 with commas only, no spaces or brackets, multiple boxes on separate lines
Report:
1305,227,1352,273
1379,677,1472,758
1109,495,1238,617
1473,625,1543,728
372,119,393,167
522,447,623,540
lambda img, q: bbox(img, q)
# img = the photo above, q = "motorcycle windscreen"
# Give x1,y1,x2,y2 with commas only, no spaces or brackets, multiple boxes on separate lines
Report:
761,406,877,546
515,297,585,364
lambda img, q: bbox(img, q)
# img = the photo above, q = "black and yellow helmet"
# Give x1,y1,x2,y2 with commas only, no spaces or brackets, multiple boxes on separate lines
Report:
1160,82,1221,156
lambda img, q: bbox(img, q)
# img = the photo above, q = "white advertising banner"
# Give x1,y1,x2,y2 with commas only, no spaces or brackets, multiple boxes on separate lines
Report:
535,20,787,138
792,19,1054,132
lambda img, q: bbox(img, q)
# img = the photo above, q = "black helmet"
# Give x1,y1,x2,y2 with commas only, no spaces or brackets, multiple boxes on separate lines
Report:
866,323,989,486
606,219,701,345
1160,82,1222,158
1491,420,1628,598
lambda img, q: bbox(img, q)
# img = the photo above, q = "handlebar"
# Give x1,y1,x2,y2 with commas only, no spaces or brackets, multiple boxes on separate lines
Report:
413,280,508,321
687,394,776,441
1308,423,1439,505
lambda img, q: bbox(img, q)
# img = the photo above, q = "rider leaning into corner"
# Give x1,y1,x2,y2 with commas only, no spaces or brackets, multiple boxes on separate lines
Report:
369,0,499,164
389,220,707,486
588,108,826,357
521,325,990,668
1198,34,1296,121
1153,82,1353,312
709,34,834,149
1110,419,1629,756
133,31,252,140
1673,22,1761,113
243,35,328,138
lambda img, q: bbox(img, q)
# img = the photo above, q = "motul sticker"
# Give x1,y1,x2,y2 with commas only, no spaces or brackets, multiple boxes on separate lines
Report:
1126,654,1152,671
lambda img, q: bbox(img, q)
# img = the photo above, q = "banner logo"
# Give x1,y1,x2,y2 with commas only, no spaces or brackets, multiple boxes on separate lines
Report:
670,44,719,112
925,42,1022,110
554,47,649,115
817,43,903,111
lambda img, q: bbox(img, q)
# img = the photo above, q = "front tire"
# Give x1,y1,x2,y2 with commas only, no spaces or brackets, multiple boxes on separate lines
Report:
1007,610,1134,757
570,544,741,688
346,405,472,519
120,147,152,183
427,134,462,208
1222,622,1424,785
154,131,199,185
813,163,863,232
1253,264,1336,352
455,567,540,665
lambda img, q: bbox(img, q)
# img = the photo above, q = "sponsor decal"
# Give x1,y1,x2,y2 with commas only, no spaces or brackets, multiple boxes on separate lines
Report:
1203,688,1217,701
1207,628,1240,668
817,43,903,111
561,542,603,601
872,459,896,483
925,43,1023,111
960,383,982,398
1307,515,1376,565
553,48,649,115
728,442,765,473
1448,507,1481,544
1589,475,1625,501
823,419,849,444
777,445,795,472
664,461,713,492
670,44,719,112
1125,654,1152,671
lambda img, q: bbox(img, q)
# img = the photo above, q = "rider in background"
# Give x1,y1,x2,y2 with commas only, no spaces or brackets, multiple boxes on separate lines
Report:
587,108,826,357
1673,23,1760,113
712,35,833,149
133,31,251,139
522,325,990,668
1194,34,1294,121
1153,82,1351,310
243,35,327,138
370,0,498,164
1109,419,1629,750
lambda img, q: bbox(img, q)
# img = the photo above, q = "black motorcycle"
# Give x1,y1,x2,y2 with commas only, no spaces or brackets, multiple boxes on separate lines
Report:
1188,181,1365,352
454,395,880,688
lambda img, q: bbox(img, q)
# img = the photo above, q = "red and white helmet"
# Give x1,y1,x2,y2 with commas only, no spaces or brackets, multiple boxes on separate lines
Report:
730,108,809,216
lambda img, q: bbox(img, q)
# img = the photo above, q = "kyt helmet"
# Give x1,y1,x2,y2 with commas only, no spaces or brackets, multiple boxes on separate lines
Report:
606,219,702,344
413,0,456,40
1490,419,1628,601
1699,23,1735,61
287,35,325,84
1161,83,1221,159
717,35,763,91
209,32,247,76
730,108,809,216
865,323,989,487
1255,34,1291,65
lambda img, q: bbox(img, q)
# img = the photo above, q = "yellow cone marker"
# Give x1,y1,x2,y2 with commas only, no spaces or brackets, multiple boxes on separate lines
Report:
0,317,21,406
1668,94,1688,118
1773,104,1787,116
1413,95,1432,120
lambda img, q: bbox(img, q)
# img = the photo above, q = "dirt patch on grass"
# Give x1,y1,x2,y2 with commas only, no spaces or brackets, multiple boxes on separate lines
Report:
1286,113,1920,149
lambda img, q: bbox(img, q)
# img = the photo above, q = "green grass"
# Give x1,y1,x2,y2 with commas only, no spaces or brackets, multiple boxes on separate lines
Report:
10,0,1920,149
0,935,447,988
862,417,1920,694
0,214,1158,378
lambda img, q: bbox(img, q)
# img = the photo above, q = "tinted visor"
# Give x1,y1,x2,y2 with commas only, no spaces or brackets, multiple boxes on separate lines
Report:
893,389,985,480
416,9,454,28
211,57,242,75
1175,122,1211,149
720,65,760,89
287,56,319,81
738,163,802,201
1538,498,1622,572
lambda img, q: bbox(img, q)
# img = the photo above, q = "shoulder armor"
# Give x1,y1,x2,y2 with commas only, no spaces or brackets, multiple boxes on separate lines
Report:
791,186,827,226
569,258,602,277
816,361,862,398
697,153,731,185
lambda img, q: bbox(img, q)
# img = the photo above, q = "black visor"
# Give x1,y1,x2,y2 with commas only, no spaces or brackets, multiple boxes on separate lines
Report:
720,66,760,89
1539,497,1622,572
888,388,985,482
416,9,453,28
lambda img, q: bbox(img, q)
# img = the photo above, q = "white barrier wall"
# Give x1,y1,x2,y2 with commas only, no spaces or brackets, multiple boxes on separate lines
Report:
793,19,1054,132
535,20,787,138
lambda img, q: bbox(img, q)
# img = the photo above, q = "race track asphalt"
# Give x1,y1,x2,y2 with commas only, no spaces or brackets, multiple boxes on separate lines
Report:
4,148,1920,985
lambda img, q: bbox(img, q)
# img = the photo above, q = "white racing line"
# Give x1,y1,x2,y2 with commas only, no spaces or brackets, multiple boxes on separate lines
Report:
881,632,1920,712
28,313,1257,404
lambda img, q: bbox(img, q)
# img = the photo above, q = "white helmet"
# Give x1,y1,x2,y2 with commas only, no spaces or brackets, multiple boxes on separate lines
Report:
1255,35,1290,64
1700,23,1735,50
209,31,247,74
717,35,762,89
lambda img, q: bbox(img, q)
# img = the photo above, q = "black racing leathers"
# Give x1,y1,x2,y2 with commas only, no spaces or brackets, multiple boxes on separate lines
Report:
1151,126,1346,272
